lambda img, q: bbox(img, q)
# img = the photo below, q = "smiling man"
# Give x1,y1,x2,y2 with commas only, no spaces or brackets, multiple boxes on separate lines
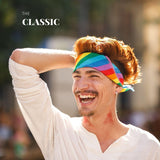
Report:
9,36,160,160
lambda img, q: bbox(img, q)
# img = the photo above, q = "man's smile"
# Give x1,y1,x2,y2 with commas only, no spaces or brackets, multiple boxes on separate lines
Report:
75,90,98,105
79,94,96,104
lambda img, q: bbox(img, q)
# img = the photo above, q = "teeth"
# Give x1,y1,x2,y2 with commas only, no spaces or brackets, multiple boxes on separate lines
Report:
79,95,95,99
81,100,91,103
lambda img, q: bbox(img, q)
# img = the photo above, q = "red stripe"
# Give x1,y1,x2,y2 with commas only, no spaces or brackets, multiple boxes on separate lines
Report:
119,78,124,84
101,68,114,75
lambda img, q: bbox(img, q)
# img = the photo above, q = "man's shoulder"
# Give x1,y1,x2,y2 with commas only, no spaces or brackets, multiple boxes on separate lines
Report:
70,117,82,125
129,124,160,147
69,117,83,131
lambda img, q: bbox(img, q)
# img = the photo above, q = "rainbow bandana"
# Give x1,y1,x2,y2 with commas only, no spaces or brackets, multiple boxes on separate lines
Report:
73,52,134,92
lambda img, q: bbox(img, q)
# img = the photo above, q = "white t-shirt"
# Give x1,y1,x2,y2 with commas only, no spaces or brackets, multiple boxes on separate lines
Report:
9,58,160,160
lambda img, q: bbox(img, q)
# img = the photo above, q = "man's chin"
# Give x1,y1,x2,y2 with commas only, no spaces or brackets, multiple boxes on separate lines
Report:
79,109,94,117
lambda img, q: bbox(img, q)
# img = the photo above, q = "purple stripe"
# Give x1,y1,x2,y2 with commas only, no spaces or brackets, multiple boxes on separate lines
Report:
116,73,123,79
94,63,113,71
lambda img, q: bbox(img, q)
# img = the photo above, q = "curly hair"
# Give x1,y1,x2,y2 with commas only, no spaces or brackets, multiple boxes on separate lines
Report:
73,36,141,85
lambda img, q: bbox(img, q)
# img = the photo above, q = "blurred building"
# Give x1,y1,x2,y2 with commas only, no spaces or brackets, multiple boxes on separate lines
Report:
99,0,159,111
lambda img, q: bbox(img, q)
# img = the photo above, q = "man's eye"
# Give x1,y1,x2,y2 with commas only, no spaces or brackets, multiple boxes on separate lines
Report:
90,75,99,78
73,75,81,78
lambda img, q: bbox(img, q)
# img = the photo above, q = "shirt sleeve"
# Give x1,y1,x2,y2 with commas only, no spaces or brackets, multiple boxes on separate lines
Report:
154,144,160,160
8,58,57,158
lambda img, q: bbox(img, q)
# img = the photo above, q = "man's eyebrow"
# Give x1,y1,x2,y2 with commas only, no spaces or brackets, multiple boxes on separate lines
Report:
86,70,101,74
72,69,101,75
72,70,80,74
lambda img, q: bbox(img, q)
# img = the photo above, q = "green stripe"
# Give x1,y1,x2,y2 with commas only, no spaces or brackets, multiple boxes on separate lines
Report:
117,82,123,87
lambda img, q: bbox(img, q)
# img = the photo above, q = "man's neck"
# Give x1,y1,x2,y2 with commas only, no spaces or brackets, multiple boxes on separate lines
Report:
82,109,119,128
82,111,129,152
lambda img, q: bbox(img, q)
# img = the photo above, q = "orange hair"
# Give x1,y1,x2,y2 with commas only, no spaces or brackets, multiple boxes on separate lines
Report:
74,36,141,85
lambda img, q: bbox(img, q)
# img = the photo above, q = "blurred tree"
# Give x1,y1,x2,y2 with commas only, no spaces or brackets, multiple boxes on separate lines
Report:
0,0,114,109
0,0,79,109
0,0,79,85
0,0,114,85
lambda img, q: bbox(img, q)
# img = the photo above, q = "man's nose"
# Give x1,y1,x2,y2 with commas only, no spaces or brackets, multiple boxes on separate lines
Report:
77,77,90,91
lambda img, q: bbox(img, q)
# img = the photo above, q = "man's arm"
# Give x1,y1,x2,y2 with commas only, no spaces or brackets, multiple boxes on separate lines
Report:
9,48,75,159
10,48,75,73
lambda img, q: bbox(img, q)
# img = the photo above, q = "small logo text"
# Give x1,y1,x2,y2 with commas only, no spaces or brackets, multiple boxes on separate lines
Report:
22,18,60,26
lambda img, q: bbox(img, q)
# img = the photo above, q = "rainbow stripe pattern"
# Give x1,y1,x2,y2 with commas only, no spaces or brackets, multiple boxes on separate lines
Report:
73,52,134,92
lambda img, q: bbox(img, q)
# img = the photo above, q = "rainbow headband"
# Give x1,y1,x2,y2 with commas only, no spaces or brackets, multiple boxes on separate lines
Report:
73,52,134,92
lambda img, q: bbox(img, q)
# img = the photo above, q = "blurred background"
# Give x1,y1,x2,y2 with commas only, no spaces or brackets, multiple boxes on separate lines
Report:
0,0,160,159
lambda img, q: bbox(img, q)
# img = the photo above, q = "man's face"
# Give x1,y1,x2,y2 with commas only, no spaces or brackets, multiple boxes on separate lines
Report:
72,67,116,117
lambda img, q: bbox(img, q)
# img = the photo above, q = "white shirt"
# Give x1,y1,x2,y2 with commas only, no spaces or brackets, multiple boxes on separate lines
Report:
9,58,160,160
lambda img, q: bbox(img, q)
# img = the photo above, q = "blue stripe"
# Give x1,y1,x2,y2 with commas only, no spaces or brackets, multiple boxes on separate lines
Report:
112,64,121,74
76,56,107,69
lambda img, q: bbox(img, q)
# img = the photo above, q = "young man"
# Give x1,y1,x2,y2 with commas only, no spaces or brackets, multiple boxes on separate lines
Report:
9,36,160,160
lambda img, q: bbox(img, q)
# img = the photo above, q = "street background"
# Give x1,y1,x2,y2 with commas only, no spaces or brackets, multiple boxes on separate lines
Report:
0,0,160,159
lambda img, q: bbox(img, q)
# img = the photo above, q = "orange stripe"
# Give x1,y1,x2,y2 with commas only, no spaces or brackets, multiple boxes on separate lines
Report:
107,73,117,79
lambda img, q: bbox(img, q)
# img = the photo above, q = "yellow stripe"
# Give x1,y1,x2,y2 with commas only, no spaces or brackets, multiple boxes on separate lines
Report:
113,78,120,84
75,52,91,66
120,88,126,92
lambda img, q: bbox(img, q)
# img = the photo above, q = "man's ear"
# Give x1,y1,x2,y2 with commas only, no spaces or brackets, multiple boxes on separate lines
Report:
115,84,122,94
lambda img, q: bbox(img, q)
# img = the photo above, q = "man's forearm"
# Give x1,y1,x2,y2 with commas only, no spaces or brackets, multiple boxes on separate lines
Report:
10,48,75,73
